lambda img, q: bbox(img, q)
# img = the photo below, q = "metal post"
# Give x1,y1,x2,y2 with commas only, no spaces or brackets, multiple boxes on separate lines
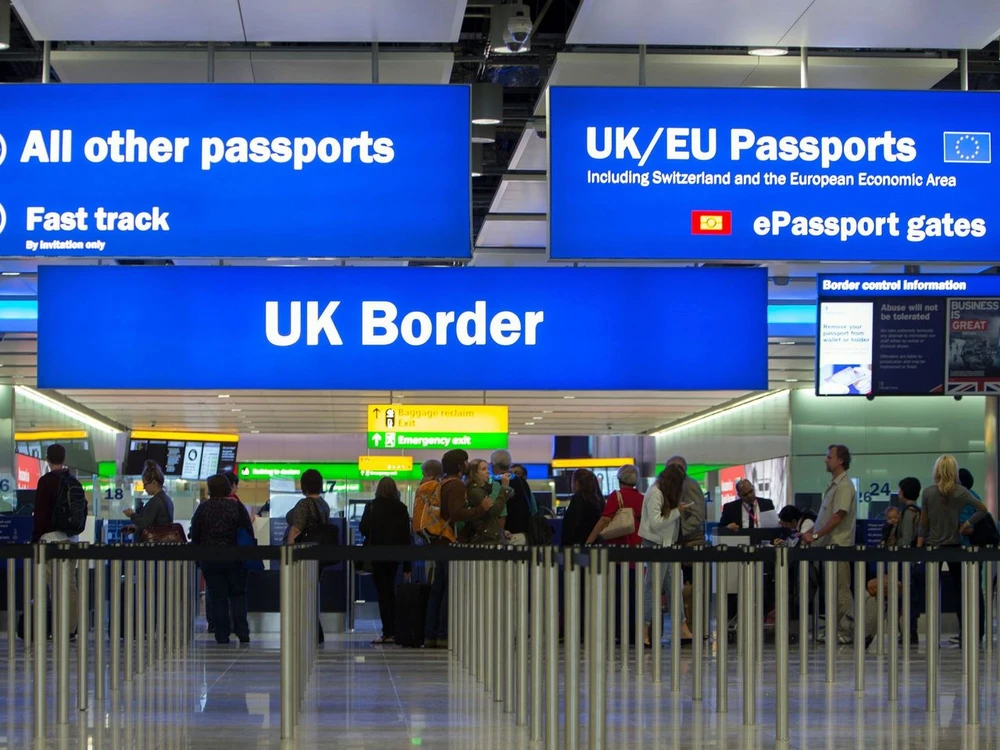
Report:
156,560,165,662
23,554,32,656
742,558,755,726
516,554,529,727
135,561,145,675
651,559,662,683
638,43,647,86
716,561,728,713
800,46,808,88
692,559,704,701
476,561,485,683
371,40,379,84
564,549,579,750
530,549,543,742
485,558,495,692
146,558,155,668
165,560,174,658
776,546,789,742
607,560,616,664
635,558,644,676
799,559,809,676
888,560,899,702
78,556,90,712
756,559,764,661
855,557,866,693
453,560,460,663
967,557,980,725
504,559,515,713
207,42,215,82
544,548,558,750
95,556,106,703
926,560,939,712
493,560,503,701
6,557,14,656
824,560,837,683
670,559,681,692
876,561,885,656
589,548,606,750
902,562,912,660
986,559,994,655
620,561,629,671
57,554,70,725
33,544,47,742
109,559,121,692
960,48,969,92
737,559,745,659
280,547,294,739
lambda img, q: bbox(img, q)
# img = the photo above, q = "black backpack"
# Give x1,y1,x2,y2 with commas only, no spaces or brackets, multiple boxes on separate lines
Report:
50,471,87,536
970,513,1000,547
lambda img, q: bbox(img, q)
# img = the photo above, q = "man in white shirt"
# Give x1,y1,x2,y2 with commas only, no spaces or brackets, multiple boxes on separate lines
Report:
804,444,857,644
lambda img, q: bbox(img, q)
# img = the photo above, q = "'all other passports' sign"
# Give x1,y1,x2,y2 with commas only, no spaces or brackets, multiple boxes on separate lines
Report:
0,83,471,259
549,86,1000,263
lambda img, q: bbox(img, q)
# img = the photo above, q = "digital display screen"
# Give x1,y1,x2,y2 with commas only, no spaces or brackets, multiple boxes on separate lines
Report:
126,438,239,479
817,274,1000,395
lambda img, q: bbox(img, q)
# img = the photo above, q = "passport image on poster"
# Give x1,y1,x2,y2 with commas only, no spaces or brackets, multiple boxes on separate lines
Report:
872,298,946,394
946,298,1000,393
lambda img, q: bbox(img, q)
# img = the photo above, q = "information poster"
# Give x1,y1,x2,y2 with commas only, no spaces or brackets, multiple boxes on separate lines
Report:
817,302,873,395
946,299,1000,393
817,275,1000,395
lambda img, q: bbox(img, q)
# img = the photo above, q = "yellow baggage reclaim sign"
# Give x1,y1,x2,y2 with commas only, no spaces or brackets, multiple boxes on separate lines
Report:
366,404,509,451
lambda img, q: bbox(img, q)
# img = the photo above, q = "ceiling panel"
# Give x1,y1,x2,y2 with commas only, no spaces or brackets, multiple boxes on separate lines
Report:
508,128,547,172
13,0,246,42
475,216,547,248
51,49,453,84
239,0,465,43
489,174,547,214
534,52,956,115
566,0,1000,49
14,0,465,43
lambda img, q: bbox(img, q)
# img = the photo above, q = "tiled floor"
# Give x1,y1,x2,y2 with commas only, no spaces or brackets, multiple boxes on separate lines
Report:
1,620,998,749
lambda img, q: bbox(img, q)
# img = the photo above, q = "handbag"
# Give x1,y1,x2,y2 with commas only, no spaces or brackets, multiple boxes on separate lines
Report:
237,527,265,571
139,523,186,544
599,491,635,540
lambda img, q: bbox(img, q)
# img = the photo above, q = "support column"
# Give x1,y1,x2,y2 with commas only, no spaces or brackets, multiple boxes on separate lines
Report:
800,46,808,89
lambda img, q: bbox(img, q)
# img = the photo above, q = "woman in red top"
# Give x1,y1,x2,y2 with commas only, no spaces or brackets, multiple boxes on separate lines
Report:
585,465,643,546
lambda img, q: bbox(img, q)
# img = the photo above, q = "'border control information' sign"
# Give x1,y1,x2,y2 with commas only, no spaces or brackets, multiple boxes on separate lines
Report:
367,404,508,451
817,274,1000,396
38,265,768,391
550,87,1000,262
0,84,470,258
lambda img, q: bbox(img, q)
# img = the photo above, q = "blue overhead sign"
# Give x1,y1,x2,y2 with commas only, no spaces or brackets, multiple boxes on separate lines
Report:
0,84,470,259
38,266,768,391
549,87,1000,262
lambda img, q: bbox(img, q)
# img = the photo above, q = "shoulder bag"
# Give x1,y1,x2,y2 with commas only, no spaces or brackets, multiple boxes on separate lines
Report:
139,523,186,544
599,491,636,541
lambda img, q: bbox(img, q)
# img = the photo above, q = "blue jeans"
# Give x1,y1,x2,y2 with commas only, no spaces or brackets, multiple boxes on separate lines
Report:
424,560,449,641
642,540,677,626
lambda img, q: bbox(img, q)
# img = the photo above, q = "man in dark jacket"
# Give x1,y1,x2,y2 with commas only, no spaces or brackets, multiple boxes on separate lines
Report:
490,449,536,537
719,479,778,530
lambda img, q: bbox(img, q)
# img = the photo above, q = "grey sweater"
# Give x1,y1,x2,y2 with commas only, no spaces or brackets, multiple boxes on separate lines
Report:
132,490,175,534
918,485,987,547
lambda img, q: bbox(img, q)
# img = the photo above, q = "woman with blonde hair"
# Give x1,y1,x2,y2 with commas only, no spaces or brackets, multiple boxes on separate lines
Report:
917,454,988,644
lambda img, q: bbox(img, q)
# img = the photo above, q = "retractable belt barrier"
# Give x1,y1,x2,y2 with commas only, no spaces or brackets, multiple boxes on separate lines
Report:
10,541,1000,743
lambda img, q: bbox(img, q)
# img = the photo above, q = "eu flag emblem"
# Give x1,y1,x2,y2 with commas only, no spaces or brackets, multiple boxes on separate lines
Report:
943,132,991,163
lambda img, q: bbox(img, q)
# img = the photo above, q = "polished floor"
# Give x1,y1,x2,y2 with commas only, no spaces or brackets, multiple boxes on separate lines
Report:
0,619,998,749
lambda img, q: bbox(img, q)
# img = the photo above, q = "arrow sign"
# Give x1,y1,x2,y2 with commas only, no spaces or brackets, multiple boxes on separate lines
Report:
373,407,381,422
372,433,382,447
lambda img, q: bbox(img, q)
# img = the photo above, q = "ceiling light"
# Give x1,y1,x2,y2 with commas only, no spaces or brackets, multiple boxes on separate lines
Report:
231,408,242,412
524,421,535,426
217,394,230,399
16,386,122,435
250,430,260,434
471,83,503,125
533,416,543,420
472,142,484,178
542,410,553,414
510,432,519,436
563,396,575,400
748,47,788,57
1,272,20,277
784,379,800,383
779,341,797,346
472,124,497,144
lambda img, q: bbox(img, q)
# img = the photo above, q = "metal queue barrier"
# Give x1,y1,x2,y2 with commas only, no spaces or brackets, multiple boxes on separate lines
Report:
5,541,1000,744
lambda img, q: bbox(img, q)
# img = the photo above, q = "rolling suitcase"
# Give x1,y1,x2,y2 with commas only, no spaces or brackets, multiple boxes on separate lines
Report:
394,582,431,647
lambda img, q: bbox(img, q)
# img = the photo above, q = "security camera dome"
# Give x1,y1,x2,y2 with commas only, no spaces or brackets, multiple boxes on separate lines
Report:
507,12,532,44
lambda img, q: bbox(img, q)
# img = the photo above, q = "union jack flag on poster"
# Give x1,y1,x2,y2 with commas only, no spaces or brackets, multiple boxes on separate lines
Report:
944,298,1000,394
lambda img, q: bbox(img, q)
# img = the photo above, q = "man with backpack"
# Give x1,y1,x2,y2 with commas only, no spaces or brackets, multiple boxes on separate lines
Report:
32,443,87,637
422,449,493,649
